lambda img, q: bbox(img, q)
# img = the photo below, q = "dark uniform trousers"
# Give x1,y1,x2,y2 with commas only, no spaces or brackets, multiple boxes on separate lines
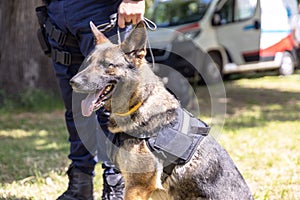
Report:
47,0,124,175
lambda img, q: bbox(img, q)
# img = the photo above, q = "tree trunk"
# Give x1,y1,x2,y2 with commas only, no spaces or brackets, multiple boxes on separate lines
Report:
0,0,59,97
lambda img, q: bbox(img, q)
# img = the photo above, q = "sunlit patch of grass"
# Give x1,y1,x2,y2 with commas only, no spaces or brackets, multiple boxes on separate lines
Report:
233,74,300,92
0,112,68,199
217,74,300,200
220,120,300,200
0,111,105,199
0,165,104,200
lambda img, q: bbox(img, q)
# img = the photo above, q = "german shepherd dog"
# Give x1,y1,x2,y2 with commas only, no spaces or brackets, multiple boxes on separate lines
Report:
70,21,254,200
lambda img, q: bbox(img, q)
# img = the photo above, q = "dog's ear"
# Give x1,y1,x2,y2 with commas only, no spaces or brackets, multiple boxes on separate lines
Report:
121,21,147,61
90,21,110,45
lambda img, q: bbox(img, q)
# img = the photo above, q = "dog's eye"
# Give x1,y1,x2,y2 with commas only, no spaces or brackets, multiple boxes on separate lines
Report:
110,63,124,68
105,64,115,75
99,60,111,68
108,64,114,68
128,63,135,69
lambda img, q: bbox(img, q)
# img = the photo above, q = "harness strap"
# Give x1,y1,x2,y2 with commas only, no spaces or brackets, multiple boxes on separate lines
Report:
147,108,210,179
107,107,210,182
181,110,191,134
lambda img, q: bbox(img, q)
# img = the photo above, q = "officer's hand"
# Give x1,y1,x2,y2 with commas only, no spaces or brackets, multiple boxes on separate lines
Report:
118,0,145,28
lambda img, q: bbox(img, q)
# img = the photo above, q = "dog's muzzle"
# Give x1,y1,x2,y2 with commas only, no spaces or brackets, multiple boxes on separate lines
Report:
70,77,116,117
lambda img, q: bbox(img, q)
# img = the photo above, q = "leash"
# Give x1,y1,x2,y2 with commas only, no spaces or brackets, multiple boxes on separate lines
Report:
96,13,157,68
143,18,157,69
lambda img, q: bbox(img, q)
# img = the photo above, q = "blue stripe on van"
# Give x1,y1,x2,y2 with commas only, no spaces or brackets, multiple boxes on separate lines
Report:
261,30,291,33
243,24,256,30
244,26,291,33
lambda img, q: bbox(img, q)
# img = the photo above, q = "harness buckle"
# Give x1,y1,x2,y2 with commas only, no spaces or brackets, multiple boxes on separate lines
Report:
46,20,67,46
63,51,72,66
52,28,67,46
52,49,71,66
45,19,78,47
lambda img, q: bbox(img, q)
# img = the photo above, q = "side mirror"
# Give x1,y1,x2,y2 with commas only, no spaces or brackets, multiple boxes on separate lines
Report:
212,13,221,26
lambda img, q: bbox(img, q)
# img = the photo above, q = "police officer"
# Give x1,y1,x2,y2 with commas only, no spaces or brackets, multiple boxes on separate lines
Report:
37,0,145,199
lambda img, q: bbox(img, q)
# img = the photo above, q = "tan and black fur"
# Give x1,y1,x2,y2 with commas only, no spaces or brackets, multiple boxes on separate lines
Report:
70,21,254,200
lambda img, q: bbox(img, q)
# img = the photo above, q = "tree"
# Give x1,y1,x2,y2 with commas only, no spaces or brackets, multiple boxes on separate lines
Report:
0,0,59,97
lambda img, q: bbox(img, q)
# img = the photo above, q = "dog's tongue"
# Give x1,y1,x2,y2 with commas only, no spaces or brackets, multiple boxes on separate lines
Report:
81,93,97,117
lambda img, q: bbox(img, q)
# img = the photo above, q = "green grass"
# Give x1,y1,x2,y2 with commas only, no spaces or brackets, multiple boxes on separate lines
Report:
0,73,300,199
0,111,105,199
0,89,63,113
219,74,300,200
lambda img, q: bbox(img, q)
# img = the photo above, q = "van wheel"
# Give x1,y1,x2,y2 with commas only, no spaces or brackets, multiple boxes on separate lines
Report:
279,51,294,76
202,52,223,84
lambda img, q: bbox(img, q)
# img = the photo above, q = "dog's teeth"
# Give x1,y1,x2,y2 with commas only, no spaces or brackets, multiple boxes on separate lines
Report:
106,85,111,92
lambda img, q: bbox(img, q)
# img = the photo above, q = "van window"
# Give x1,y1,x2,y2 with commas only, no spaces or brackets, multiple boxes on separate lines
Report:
216,0,257,24
217,0,234,24
146,0,212,27
235,0,257,21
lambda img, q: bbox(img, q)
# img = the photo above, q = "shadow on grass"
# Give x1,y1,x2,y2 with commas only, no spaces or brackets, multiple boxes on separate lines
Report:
0,112,69,184
0,197,31,200
194,75,300,129
224,85,300,128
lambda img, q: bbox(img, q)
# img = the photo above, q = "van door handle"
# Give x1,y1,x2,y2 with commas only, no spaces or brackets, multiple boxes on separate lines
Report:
253,20,261,29
243,20,260,30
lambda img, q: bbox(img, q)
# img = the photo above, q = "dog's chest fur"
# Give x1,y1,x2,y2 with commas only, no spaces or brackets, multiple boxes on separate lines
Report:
115,138,164,194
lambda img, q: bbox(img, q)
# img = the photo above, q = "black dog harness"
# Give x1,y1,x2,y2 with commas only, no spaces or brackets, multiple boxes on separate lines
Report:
108,107,210,179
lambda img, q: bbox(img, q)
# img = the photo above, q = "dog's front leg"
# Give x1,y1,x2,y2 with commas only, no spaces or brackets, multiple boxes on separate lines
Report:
116,139,162,200
124,183,153,200
125,188,150,200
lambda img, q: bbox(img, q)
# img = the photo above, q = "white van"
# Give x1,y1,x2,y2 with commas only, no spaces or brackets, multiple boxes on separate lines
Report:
146,0,298,83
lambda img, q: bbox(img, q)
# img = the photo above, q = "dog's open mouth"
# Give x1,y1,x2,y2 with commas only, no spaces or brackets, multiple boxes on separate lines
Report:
81,82,116,117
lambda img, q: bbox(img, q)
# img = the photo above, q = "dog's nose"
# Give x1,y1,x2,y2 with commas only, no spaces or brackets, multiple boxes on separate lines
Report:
70,75,88,88
69,79,76,87
69,77,81,88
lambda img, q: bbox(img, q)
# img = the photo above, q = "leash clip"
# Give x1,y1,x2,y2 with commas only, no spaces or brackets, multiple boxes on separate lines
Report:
96,13,118,33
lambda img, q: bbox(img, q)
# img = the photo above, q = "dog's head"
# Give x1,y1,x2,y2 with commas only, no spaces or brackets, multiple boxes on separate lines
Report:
70,21,148,117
